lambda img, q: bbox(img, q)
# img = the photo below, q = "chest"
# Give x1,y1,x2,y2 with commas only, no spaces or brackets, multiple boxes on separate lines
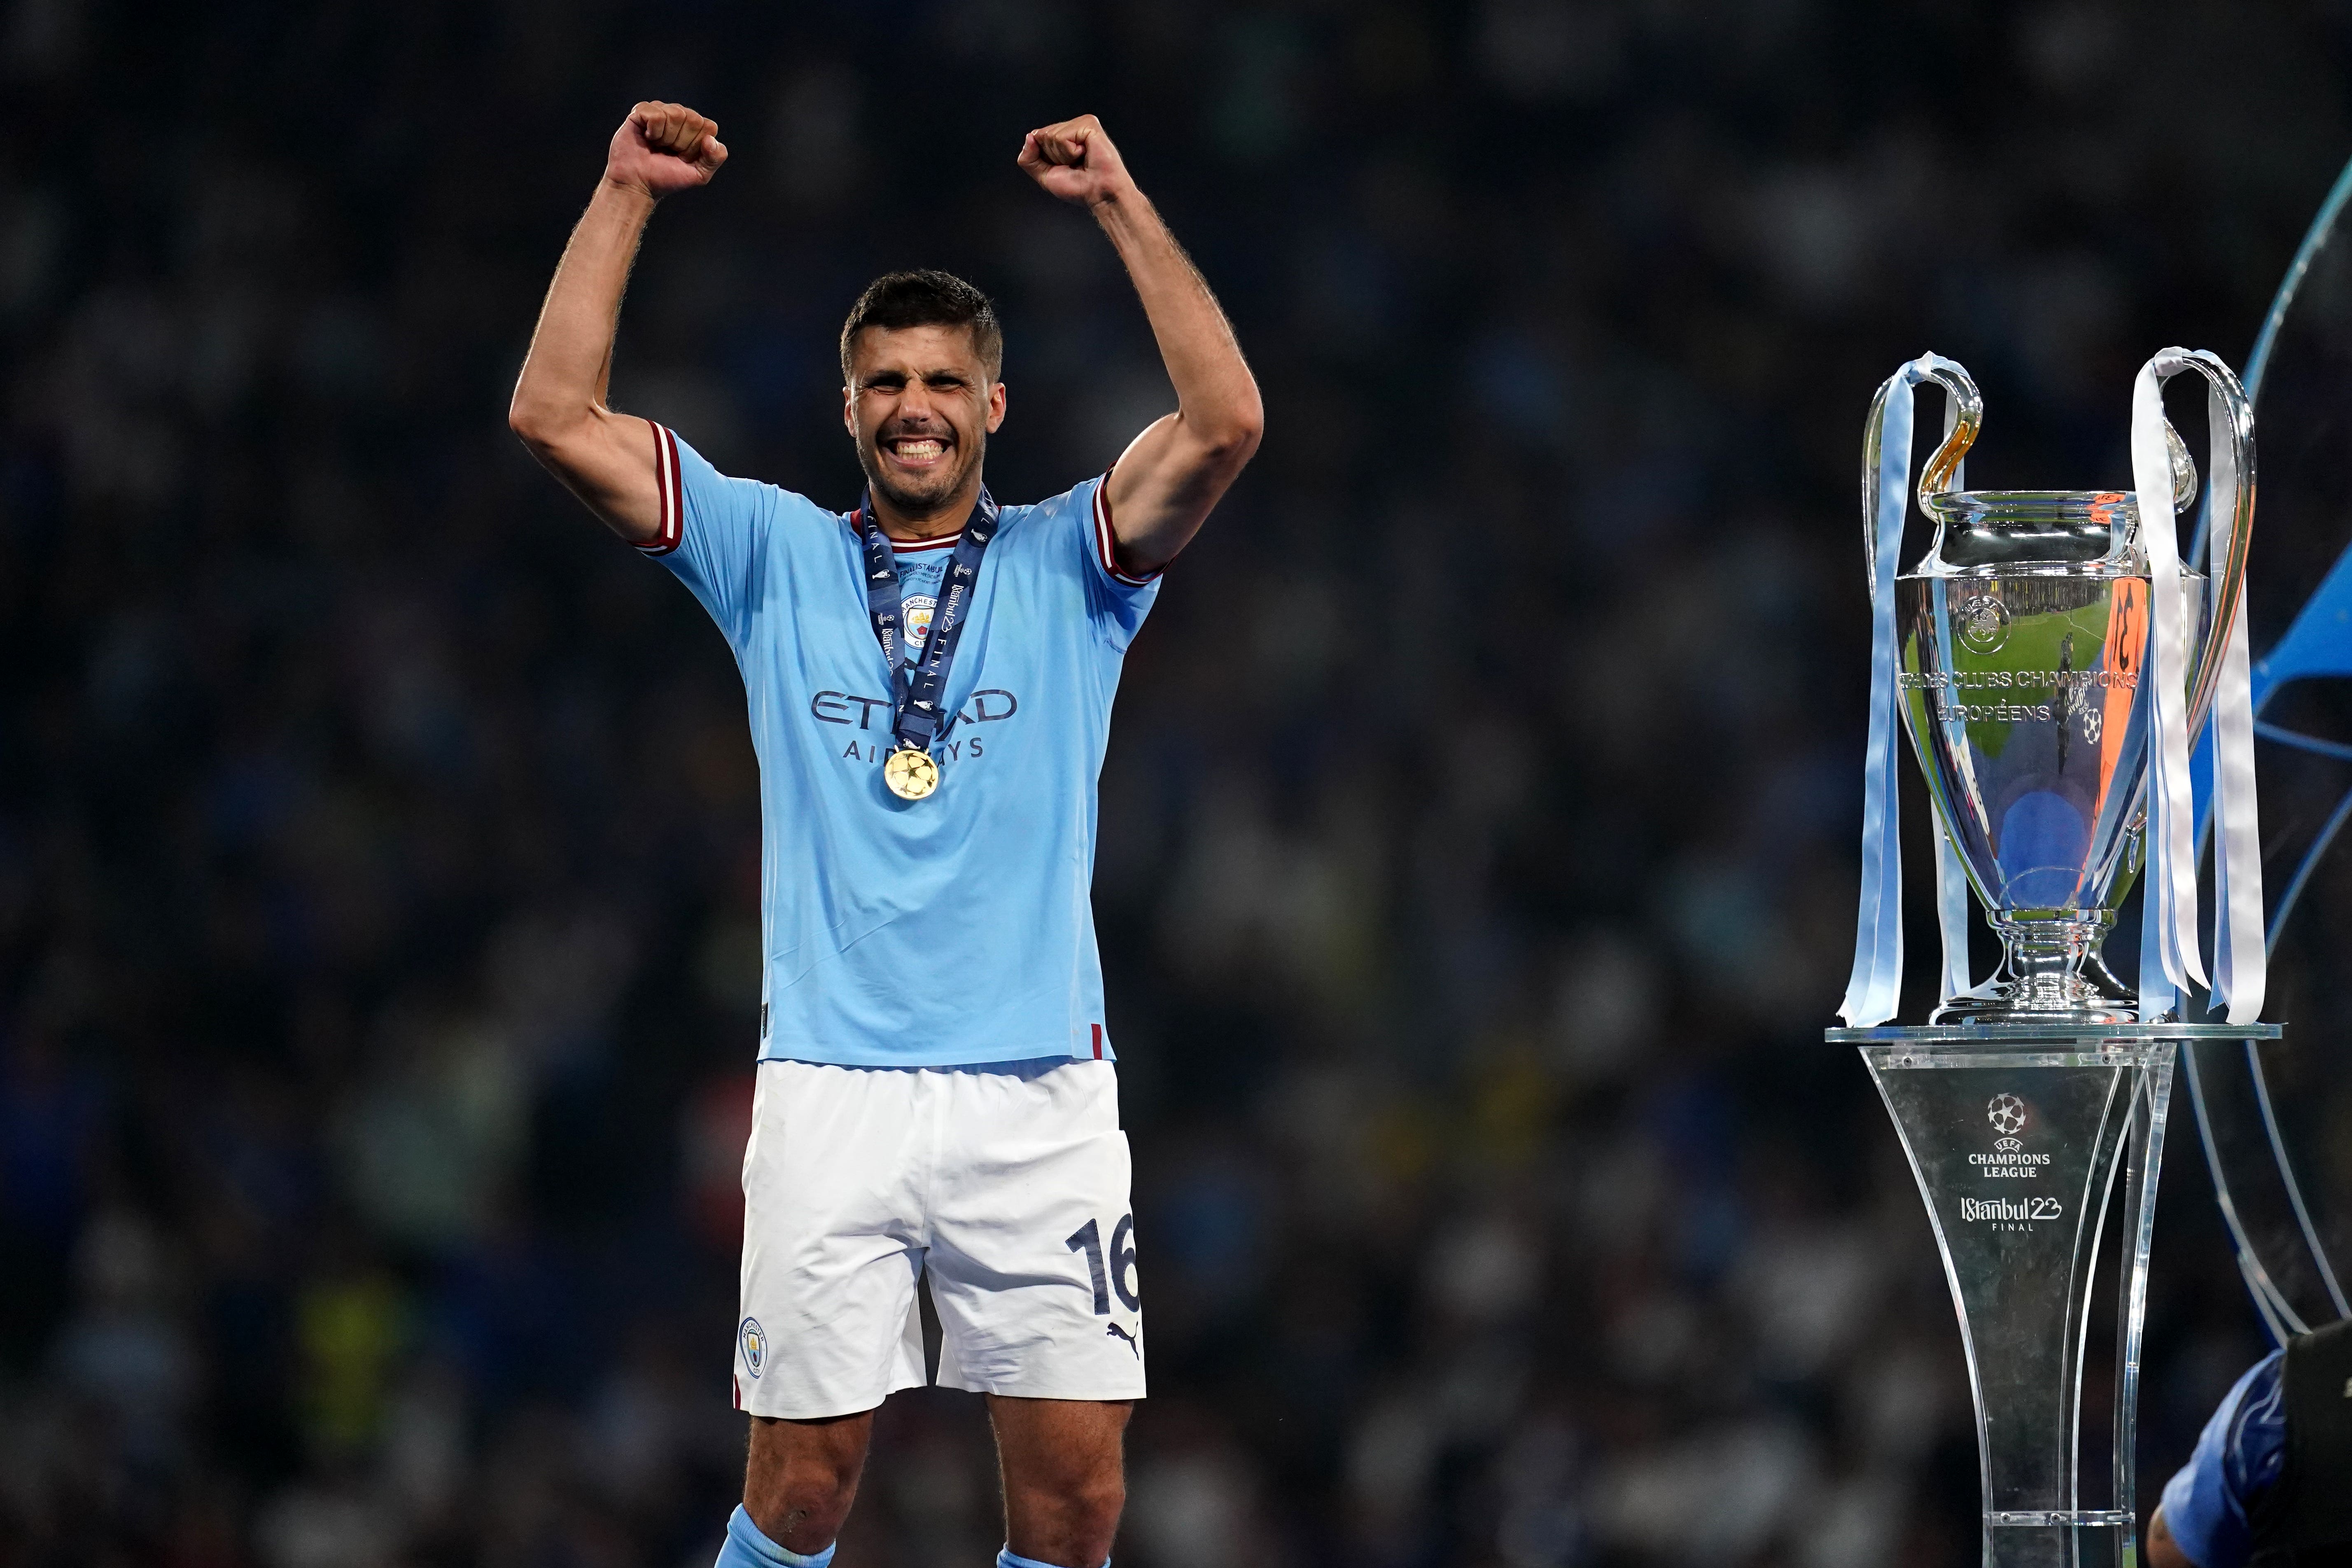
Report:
755,520,1085,745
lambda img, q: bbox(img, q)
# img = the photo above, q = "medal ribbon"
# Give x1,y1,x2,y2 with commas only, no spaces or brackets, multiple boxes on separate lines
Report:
1840,352,1976,1027
854,487,1001,755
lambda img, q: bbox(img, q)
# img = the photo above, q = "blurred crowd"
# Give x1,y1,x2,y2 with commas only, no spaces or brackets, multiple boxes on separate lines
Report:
4,0,2350,1564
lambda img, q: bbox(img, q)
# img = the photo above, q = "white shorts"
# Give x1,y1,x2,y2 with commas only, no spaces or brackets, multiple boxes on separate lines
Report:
734,1057,1146,1419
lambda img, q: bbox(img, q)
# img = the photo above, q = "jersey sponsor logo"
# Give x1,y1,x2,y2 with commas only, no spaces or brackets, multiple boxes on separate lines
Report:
808,688,1020,730
808,687,1020,770
739,1317,768,1377
837,736,985,764
1105,1321,1140,1359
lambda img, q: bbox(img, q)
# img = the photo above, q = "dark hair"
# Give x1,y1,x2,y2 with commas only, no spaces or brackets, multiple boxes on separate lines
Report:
838,270,1003,383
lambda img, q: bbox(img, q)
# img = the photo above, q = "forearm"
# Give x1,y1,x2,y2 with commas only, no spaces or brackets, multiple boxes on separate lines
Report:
1092,189,1260,453
511,178,656,434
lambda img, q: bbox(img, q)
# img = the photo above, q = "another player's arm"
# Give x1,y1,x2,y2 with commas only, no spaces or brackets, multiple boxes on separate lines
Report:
509,102,728,542
2145,1505,2193,1568
1019,116,1263,576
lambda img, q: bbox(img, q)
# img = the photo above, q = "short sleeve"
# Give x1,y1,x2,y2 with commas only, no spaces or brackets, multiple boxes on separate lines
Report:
639,421,771,652
2161,1351,2286,1568
1076,472,1162,650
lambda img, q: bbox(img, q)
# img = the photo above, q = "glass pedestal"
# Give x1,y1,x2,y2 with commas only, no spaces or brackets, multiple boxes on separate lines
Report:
1827,1023,2281,1568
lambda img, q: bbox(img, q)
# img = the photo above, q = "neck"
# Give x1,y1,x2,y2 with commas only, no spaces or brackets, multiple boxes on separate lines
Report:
871,476,982,543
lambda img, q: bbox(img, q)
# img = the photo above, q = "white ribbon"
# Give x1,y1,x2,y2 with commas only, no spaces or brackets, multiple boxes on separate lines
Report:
2128,352,2264,1023
1840,353,1973,1026
2198,384,2266,1024
1934,815,1976,1003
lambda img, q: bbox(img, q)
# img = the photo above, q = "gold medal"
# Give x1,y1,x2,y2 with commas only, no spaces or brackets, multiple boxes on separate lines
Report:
882,745,940,801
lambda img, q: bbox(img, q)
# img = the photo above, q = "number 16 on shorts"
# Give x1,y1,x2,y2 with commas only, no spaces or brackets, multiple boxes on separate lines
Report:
1066,1214,1141,1354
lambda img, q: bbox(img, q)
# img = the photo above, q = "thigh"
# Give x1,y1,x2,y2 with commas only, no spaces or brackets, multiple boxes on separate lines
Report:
925,1062,1146,1401
738,1062,930,1418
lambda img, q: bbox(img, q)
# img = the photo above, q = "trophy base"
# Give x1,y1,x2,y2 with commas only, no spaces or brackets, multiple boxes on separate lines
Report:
1930,992,2144,1026
1930,915,2141,1025
1831,1024,2280,1568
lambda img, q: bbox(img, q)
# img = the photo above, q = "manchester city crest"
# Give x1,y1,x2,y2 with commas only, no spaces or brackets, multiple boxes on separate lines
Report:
902,595,937,656
739,1316,767,1378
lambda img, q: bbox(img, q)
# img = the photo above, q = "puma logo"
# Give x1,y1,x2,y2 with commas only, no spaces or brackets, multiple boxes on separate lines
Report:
1105,1322,1139,1358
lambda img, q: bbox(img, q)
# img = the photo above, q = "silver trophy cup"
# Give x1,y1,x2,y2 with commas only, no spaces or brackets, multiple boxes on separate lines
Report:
1871,357,2255,1022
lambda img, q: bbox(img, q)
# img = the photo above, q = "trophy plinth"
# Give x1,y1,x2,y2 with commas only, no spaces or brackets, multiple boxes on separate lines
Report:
1831,1023,2280,1568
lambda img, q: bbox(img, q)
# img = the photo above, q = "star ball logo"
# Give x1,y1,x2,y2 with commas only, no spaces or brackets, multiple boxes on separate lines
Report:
1967,1092,2050,1181
1958,594,2011,654
739,1317,767,1379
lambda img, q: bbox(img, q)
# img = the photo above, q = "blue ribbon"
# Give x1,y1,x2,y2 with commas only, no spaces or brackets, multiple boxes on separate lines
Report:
1840,353,1970,1026
854,487,1000,756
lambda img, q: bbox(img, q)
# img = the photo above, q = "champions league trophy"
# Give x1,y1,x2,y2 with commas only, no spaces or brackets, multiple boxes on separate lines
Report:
1827,352,2277,1567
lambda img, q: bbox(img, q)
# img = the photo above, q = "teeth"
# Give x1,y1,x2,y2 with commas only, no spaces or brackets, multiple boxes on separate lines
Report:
894,440,943,460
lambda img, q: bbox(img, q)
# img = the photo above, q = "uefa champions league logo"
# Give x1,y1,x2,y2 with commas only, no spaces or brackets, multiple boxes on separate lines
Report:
1963,1094,2060,1224
1958,594,2011,654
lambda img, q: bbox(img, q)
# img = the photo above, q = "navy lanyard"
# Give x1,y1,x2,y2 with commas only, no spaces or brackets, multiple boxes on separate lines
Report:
854,488,999,754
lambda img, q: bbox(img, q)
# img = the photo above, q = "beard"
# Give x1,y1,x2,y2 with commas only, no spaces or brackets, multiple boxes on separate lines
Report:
858,429,987,518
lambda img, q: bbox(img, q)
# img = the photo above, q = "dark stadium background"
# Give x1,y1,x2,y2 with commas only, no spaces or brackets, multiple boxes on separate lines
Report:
2,1,2345,1563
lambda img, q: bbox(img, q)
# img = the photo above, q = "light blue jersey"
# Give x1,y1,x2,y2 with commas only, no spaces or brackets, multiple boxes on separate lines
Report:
639,422,1159,1068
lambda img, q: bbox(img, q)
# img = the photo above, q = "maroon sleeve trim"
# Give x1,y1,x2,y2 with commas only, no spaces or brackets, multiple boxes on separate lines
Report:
1092,474,1161,587
635,420,683,556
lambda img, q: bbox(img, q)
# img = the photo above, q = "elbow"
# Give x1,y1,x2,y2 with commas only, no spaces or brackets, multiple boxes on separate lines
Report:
508,393,584,461
507,395,546,449
507,394,556,451
1206,394,1265,470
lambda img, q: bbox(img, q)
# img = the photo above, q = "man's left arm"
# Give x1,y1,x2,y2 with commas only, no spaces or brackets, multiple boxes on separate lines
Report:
1020,116,1263,576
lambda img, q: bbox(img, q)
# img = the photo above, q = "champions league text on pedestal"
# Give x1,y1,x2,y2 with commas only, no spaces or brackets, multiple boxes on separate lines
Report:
1829,353,2277,1568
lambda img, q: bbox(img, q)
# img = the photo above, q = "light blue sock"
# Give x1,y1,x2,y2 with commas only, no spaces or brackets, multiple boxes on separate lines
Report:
996,1552,1108,1568
718,1505,834,1568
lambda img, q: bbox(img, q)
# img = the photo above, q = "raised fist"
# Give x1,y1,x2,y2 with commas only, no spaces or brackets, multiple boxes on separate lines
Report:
1017,115,1135,209
607,101,728,200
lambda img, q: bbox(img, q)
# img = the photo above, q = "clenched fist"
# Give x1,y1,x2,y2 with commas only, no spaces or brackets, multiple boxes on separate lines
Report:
1017,115,1136,210
607,101,728,201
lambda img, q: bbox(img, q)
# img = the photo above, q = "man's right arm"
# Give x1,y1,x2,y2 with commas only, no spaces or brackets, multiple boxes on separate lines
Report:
508,102,728,542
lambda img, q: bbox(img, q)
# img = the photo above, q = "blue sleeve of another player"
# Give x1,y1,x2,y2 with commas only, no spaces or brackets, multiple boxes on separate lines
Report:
2160,1351,2287,1568
638,421,771,651
1075,472,1160,650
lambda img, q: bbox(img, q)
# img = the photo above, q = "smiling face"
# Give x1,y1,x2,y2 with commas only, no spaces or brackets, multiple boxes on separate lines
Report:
842,323,1007,523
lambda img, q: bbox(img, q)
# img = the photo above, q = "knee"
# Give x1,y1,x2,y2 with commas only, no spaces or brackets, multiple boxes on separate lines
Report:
744,1423,865,1553
745,1470,856,1555
750,1478,856,1544
1066,1471,1126,1537
1018,1474,1125,1563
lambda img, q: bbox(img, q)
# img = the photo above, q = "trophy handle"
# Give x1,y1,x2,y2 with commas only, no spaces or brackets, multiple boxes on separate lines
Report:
2140,350,2256,736
1859,359,1982,589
